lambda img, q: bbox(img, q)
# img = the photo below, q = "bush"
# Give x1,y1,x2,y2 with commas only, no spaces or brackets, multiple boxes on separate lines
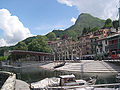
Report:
0,56,8,61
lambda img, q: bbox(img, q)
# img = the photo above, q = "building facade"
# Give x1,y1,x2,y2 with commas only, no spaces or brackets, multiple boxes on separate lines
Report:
90,29,116,56
48,38,81,61
78,34,92,59
107,34,120,57
48,28,119,60
96,38,109,59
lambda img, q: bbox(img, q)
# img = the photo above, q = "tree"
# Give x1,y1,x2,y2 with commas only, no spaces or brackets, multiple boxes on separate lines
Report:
46,32,57,41
28,36,51,53
91,27,99,33
65,30,77,41
0,48,6,56
113,20,119,31
82,28,87,35
103,18,112,29
82,27,90,35
0,56,8,61
14,42,28,51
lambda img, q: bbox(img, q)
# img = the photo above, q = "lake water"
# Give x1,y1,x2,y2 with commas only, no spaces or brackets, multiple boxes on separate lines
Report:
1,66,119,85
8,67,119,84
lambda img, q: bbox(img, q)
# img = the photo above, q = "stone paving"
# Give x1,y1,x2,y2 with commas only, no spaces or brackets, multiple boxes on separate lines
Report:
56,61,120,73
41,60,120,73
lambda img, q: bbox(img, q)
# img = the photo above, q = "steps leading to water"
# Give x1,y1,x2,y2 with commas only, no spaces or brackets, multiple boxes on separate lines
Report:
55,61,120,73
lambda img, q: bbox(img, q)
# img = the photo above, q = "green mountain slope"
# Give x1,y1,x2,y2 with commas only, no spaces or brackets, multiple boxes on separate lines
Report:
53,13,105,38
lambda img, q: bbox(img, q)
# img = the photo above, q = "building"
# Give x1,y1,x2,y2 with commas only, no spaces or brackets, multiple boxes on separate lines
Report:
90,36,98,56
90,29,116,56
48,28,118,60
107,34,120,58
93,29,116,37
9,50,53,66
96,37,109,59
48,38,80,61
78,34,92,59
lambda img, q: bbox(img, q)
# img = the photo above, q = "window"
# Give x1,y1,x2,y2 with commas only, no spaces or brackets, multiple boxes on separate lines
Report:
73,51,76,54
105,46,108,52
112,40,114,44
91,40,93,43
86,47,89,50
97,49,98,52
105,40,107,44
86,37,88,40
100,48,102,52
112,51,116,55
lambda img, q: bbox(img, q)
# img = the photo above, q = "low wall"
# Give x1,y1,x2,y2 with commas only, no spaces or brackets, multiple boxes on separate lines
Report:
0,71,16,90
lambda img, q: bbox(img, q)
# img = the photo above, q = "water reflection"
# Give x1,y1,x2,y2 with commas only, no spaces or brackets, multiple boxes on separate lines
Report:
18,67,118,84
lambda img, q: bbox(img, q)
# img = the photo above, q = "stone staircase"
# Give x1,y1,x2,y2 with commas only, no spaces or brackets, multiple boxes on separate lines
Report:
56,61,119,73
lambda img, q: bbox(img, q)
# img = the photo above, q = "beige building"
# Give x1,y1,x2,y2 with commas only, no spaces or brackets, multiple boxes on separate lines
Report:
48,38,81,61
78,34,91,59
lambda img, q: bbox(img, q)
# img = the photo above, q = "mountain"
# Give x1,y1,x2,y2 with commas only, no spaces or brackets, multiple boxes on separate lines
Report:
53,13,105,38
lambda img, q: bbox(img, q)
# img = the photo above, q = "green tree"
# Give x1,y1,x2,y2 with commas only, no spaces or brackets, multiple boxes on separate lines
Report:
103,18,112,29
0,56,8,61
65,30,77,41
28,39,41,51
91,27,99,33
14,42,28,51
113,20,119,30
0,46,10,56
28,36,51,53
82,27,90,35
46,32,57,41
82,28,87,35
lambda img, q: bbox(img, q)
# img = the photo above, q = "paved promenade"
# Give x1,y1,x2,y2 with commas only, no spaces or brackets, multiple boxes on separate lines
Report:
41,60,120,73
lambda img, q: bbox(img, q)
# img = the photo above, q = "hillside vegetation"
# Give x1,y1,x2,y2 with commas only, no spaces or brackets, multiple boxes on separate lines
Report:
53,13,105,39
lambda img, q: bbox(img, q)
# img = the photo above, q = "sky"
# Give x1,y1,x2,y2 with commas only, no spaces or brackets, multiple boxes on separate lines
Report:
0,0,119,47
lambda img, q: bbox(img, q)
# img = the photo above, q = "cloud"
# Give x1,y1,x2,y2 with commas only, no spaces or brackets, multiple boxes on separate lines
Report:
57,0,73,7
0,38,7,47
59,29,64,30
71,17,76,24
57,0,119,20
0,9,32,47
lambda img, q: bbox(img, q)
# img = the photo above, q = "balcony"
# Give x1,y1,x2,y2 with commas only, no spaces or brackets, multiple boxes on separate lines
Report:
97,42,102,47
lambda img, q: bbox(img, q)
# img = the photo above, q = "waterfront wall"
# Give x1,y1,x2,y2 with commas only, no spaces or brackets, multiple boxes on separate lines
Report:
1,71,16,90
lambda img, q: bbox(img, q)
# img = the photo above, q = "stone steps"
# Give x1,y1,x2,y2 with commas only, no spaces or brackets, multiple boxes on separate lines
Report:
55,61,119,72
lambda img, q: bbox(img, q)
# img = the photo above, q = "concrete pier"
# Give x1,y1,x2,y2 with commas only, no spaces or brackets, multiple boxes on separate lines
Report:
0,71,30,90
41,60,120,73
